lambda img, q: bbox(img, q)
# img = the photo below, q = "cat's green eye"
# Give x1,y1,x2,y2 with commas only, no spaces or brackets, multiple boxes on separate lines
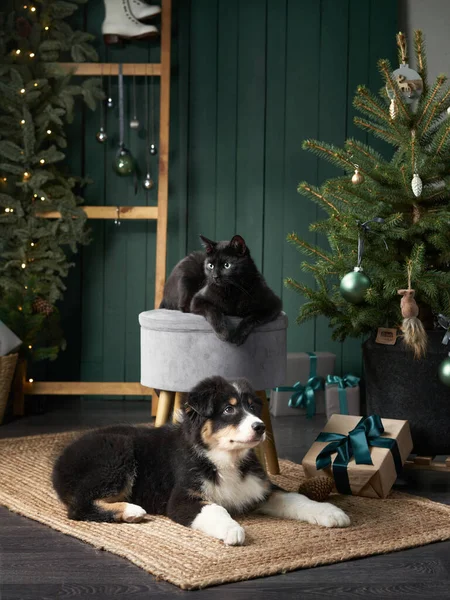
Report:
223,262,230,269
207,263,214,269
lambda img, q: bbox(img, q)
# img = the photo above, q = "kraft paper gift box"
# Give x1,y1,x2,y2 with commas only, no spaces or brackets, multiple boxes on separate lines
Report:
302,414,413,498
269,351,335,417
325,375,360,420
0,320,22,357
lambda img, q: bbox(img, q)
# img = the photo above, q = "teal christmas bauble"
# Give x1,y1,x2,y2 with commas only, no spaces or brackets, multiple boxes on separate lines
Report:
438,356,450,387
113,149,135,176
340,269,371,304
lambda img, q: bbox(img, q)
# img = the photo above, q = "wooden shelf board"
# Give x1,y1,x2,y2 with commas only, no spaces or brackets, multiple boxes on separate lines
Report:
38,206,158,220
24,381,153,396
59,63,162,76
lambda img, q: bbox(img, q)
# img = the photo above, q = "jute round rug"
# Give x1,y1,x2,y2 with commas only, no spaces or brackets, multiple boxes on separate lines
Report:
1,431,450,590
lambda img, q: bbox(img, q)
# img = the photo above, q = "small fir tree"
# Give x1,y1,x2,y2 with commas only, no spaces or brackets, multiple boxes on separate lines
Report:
287,31,450,348
0,0,102,362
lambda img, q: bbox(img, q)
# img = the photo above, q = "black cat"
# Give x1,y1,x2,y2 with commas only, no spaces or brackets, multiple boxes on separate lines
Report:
159,235,282,346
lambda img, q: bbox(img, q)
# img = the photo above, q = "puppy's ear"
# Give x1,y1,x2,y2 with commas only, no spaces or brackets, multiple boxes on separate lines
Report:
185,388,214,419
230,235,248,255
199,235,217,255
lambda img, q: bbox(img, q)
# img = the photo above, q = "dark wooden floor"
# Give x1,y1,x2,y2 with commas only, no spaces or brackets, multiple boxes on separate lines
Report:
1,397,450,600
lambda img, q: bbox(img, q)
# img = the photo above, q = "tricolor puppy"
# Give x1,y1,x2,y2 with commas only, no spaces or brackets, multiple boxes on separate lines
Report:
52,376,350,545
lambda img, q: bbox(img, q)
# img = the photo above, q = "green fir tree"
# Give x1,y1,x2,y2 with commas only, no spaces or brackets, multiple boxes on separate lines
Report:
287,31,450,342
0,0,102,362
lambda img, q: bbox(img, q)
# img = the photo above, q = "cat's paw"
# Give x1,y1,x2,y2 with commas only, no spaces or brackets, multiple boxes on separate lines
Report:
230,329,250,346
214,329,233,342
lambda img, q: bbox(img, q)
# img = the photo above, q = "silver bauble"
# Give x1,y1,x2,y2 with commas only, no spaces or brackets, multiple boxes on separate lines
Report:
130,117,140,129
143,173,154,190
96,127,108,143
150,143,157,155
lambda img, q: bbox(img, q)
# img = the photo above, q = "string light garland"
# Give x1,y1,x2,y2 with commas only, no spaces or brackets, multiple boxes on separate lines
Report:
46,129,51,134
15,49,21,55
29,52,35,58
30,6,36,12
39,159,45,164
20,88,25,94
21,263,26,269
20,119,25,125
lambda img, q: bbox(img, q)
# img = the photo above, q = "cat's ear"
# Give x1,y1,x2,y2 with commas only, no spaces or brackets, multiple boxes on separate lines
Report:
230,235,248,255
199,235,217,255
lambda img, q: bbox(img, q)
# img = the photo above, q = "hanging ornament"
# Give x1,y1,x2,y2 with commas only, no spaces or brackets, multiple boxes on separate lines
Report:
129,74,140,129
351,165,364,185
340,218,385,304
437,314,450,345
389,98,398,120
143,74,156,190
96,127,107,143
397,261,427,359
113,64,135,177
438,352,450,386
340,267,371,304
386,34,423,105
149,73,157,155
143,173,154,190
107,74,114,108
96,78,108,143
411,172,422,197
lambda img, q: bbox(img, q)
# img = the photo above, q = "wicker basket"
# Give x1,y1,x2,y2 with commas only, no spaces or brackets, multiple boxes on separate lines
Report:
0,353,18,425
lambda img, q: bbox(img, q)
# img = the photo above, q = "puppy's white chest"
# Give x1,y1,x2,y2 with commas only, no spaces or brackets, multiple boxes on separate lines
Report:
202,468,268,512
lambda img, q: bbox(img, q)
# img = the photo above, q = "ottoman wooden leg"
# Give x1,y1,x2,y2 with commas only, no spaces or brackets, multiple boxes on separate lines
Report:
256,390,280,475
172,392,185,423
155,390,175,427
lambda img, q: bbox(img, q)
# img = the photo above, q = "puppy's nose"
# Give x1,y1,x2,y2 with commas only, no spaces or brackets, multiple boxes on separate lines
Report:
251,422,266,435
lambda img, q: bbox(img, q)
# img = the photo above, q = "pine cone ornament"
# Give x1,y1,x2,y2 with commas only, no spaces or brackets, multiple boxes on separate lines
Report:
298,476,334,502
32,297,54,316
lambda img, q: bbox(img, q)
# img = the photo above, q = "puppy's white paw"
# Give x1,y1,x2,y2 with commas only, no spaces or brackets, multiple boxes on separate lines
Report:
191,503,245,545
222,523,246,546
122,503,147,523
307,502,350,528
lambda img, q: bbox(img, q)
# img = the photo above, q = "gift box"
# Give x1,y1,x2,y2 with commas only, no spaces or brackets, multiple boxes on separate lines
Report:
0,321,22,357
325,374,360,420
302,414,413,498
270,352,335,417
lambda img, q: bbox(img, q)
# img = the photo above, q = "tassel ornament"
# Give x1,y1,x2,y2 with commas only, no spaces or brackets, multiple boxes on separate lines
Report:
398,262,427,358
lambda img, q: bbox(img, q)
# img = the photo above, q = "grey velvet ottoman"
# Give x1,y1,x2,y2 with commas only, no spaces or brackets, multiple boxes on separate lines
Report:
139,309,288,474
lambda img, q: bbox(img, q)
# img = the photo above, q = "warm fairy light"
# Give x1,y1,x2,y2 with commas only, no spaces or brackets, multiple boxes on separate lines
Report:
2,177,7,182
21,263,26,269
33,193,38,198
44,26,49,31
10,208,14,213
28,345,32,349
29,52,35,58
20,88,25,94
31,6,36,11
24,286,28,290
18,306,23,311
20,119,25,125
40,196,45,201
29,378,34,383
23,171,30,179
30,242,35,246
15,49,21,55
34,82,38,87
39,159,45,164
46,129,52,134
5,208,10,213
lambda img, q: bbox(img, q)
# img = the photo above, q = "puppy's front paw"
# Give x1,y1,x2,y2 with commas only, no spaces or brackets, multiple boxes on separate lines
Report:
222,523,246,546
122,503,147,523
308,503,350,528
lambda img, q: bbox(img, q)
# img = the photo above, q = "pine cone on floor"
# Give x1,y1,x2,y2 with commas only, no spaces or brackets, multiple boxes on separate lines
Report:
298,476,334,502
32,297,54,316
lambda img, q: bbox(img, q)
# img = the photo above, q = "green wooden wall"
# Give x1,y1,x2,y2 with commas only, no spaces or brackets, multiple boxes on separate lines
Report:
48,0,398,387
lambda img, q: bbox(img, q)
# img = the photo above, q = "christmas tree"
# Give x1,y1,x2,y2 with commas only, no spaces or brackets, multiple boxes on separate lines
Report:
0,0,102,362
287,31,450,357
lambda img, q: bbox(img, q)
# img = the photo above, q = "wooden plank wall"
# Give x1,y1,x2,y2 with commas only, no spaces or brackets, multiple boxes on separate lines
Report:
48,0,397,389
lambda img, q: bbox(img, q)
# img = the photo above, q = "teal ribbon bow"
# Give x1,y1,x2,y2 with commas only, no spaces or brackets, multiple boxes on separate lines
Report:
326,374,360,415
315,414,402,495
274,352,324,418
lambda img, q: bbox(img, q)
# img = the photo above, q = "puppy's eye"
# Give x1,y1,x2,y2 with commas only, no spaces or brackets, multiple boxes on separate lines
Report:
207,263,214,270
248,404,255,413
223,262,231,269
223,405,236,415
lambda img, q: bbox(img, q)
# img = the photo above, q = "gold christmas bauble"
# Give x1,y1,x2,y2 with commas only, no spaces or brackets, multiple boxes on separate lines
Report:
351,168,364,185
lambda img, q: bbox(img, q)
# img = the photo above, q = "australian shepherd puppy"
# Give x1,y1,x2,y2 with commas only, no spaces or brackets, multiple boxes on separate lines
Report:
52,376,350,545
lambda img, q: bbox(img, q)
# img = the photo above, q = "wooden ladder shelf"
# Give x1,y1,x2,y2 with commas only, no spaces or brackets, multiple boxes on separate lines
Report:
20,0,172,416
